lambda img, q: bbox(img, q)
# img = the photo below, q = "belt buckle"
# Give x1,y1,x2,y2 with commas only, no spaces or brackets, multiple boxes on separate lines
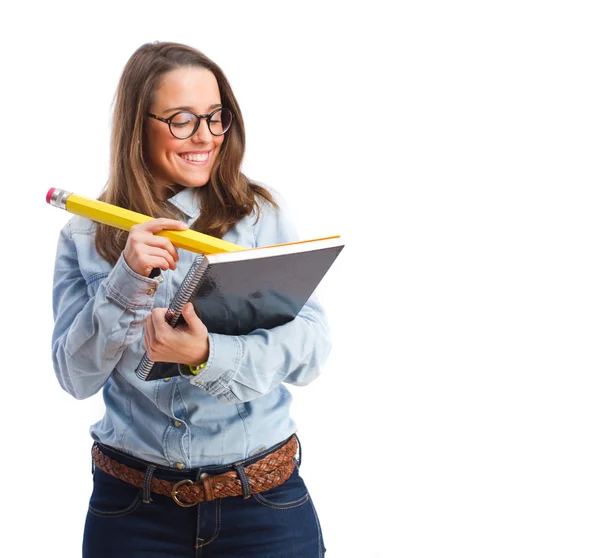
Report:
171,479,196,507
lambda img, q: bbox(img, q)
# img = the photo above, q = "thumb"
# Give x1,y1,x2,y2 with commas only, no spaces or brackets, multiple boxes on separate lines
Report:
181,302,202,331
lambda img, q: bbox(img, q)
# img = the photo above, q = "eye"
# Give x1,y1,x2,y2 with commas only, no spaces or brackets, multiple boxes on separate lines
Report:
170,112,195,128
209,108,225,123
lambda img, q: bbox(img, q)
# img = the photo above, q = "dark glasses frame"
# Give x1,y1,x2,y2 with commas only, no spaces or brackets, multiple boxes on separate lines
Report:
146,107,234,139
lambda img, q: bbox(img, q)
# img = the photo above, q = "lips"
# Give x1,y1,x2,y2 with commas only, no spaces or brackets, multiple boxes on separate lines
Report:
178,151,210,163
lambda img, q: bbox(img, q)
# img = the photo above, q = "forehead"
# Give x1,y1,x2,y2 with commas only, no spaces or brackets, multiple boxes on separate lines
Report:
153,66,221,110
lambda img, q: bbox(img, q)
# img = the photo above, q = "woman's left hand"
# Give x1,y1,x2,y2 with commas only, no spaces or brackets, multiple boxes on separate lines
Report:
143,302,209,367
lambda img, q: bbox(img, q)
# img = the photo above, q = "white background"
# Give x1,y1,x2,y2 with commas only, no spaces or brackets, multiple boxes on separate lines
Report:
1,1,600,557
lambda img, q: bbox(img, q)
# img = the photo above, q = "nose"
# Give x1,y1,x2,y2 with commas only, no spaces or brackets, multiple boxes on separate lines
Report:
191,117,212,143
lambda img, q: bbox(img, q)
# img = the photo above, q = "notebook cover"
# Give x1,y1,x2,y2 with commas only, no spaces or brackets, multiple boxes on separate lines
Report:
141,240,344,381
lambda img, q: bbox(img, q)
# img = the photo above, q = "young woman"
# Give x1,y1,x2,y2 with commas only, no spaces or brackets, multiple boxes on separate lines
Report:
51,41,330,557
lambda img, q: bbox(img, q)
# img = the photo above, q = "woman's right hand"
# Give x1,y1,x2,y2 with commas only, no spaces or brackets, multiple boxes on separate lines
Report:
123,218,189,277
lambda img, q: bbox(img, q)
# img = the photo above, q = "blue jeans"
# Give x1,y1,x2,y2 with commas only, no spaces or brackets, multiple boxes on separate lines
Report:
82,436,325,557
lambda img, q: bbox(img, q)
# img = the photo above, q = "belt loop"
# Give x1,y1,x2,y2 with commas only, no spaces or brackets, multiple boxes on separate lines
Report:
234,463,252,499
91,443,96,474
294,434,302,469
142,465,156,504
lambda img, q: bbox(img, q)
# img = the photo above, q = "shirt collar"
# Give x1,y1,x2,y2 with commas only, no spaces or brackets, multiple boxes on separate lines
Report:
166,187,201,220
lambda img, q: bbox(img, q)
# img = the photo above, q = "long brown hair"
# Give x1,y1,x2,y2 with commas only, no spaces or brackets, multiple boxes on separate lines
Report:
95,41,276,265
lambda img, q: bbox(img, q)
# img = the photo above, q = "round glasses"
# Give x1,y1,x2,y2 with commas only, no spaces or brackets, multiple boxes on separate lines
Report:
146,107,234,139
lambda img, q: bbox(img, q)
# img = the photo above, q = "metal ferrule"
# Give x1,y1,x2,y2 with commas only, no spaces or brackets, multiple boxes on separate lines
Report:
49,188,71,210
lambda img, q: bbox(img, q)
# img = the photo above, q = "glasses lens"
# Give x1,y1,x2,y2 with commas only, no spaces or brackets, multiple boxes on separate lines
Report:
170,112,197,139
209,108,233,136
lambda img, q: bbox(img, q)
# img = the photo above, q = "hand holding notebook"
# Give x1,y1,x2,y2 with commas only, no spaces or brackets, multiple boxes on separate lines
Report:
142,301,209,373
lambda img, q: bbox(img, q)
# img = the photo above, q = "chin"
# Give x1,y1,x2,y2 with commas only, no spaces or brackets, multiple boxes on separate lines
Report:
177,172,212,188
183,178,211,188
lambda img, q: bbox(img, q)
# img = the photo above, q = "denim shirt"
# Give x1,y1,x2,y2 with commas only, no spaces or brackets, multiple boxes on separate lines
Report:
51,186,331,467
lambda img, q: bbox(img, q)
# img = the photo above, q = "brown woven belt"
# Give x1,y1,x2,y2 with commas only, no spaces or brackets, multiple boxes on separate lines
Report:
92,436,298,507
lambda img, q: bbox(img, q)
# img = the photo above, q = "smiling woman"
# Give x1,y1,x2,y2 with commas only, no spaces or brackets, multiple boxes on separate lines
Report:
93,43,270,268
50,41,330,557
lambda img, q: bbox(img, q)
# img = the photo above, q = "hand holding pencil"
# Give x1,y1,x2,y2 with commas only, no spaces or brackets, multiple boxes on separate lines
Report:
46,188,243,256
123,218,188,276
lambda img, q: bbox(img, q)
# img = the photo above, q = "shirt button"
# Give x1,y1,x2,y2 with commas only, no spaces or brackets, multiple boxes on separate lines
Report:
163,377,171,382
176,463,184,470
174,420,182,428
147,288,155,295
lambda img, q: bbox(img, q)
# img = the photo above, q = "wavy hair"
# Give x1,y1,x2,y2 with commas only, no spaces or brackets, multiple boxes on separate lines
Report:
95,41,276,265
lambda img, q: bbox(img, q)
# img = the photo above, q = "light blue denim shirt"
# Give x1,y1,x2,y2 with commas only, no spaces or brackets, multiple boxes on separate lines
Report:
51,186,331,467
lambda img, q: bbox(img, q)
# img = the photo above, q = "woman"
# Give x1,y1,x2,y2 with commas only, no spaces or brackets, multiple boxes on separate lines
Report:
51,41,330,557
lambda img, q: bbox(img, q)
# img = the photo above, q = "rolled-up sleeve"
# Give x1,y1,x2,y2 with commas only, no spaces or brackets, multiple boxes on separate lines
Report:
188,192,332,403
51,223,159,400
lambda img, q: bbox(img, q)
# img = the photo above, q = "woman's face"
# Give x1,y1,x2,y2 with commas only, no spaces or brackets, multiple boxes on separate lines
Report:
145,66,225,196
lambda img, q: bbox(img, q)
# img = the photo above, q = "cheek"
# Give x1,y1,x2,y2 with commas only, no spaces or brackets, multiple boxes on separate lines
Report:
148,140,181,171
213,136,225,156
147,127,179,158
163,138,183,157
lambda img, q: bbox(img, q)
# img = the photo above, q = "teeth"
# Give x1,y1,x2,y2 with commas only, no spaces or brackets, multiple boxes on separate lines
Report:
180,153,209,162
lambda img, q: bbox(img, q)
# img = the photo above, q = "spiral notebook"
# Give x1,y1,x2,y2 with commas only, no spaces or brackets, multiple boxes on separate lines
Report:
135,236,344,381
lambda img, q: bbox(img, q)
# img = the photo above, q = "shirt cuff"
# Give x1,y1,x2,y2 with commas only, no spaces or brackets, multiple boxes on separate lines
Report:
188,333,240,400
104,253,160,310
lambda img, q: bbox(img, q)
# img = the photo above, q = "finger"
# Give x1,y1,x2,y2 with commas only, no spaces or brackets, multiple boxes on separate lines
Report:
143,315,155,351
144,255,175,272
145,247,177,270
126,234,179,268
143,327,151,354
137,218,188,234
138,234,180,263
181,302,202,332
146,309,169,345
150,307,168,329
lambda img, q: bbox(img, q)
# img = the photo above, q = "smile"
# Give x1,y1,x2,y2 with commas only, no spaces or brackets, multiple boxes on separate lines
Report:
178,151,210,163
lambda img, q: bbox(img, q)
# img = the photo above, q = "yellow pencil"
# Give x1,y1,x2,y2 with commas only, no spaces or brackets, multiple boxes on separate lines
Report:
46,188,244,254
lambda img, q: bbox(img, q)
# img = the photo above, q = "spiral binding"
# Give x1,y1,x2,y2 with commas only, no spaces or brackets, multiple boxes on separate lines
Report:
135,254,208,381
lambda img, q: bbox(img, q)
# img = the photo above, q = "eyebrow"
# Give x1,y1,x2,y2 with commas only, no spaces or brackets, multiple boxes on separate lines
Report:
163,103,222,114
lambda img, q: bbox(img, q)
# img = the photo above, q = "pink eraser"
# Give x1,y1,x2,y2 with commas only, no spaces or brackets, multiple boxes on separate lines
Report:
46,188,55,204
